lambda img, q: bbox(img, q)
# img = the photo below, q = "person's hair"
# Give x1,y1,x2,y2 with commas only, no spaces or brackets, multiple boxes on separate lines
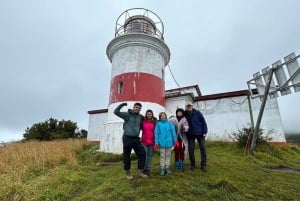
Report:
145,110,153,116
134,102,142,107
158,112,167,120
176,108,184,115
144,109,157,121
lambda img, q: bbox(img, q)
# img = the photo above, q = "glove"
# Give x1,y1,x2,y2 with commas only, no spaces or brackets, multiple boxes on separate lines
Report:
120,102,127,107
154,144,159,150
183,126,189,132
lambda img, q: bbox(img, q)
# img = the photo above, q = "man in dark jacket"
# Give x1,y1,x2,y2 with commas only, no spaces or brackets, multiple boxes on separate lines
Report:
114,102,148,179
184,102,208,172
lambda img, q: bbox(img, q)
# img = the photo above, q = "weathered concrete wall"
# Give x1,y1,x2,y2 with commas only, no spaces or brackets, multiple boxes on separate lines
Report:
194,96,285,142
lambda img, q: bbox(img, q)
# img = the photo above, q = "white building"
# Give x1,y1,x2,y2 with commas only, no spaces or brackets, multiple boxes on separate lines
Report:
88,84,286,153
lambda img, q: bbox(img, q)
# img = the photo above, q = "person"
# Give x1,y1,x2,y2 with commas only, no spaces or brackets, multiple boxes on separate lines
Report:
114,102,148,179
184,102,208,172
154,112,177,176
141,109,157,176
169,108,189,170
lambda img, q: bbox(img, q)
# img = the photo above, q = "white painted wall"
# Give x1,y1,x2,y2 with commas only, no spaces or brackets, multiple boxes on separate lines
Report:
110,45,165,78
193,96,286,142
87,113,107,141
87,94,286,153
88,101,165,153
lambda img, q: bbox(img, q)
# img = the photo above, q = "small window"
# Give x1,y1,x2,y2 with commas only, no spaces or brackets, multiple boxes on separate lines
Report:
118,81,123,94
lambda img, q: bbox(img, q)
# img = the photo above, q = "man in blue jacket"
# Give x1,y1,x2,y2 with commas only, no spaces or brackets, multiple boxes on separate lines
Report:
184,102,208,172
114,102,148,179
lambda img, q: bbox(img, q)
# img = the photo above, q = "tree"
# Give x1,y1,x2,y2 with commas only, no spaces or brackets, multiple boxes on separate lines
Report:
23,118,88,140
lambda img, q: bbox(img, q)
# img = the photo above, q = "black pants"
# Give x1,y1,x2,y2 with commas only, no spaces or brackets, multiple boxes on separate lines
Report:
122,135,146,170
187,134,207,167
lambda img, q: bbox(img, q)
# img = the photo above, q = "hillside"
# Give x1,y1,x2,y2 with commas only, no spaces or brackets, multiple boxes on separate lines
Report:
1,139,300,201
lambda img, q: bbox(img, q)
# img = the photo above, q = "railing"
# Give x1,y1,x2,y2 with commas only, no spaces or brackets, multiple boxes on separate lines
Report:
114,8,165,40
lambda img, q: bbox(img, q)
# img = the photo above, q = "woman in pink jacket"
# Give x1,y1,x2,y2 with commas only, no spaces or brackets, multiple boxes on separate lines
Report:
141,109,157,176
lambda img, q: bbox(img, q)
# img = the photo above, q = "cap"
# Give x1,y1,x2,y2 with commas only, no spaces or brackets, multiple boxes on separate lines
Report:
185,102,193,106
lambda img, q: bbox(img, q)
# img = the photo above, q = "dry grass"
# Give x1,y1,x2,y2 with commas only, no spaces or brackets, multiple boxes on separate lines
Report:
0,139,87,179
1,140,300,200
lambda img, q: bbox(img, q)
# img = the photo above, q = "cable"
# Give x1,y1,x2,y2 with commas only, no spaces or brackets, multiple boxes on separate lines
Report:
230,97,248,105
167,64,181,88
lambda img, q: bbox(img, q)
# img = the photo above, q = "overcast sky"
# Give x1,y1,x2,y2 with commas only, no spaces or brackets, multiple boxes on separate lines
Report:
1,0,300,142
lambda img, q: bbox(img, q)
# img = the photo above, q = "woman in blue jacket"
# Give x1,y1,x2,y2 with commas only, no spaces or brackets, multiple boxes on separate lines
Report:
154,112,177,176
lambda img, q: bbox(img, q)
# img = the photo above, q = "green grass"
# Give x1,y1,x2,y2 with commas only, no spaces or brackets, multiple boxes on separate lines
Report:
1,141,300,201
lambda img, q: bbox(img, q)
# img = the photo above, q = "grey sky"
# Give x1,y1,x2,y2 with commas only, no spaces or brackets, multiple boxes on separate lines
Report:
1,0,300,141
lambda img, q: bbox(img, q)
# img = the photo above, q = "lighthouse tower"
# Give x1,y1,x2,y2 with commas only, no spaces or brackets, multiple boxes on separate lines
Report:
101,8,170,153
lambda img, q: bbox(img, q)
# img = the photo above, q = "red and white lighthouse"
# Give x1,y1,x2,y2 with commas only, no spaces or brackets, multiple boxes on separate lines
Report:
101,8,170,153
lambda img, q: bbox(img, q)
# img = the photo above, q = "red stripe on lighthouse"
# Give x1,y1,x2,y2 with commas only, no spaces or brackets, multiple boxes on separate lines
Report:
110,72,165,106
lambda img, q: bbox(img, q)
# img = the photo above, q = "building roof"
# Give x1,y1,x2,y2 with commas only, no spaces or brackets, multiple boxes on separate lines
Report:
165,84,202,97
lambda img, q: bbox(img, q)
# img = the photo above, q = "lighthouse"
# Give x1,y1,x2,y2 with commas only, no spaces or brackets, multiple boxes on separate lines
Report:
100,8,170,153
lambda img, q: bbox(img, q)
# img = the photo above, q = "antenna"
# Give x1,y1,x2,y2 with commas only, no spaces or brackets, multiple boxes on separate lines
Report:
247,52,300,153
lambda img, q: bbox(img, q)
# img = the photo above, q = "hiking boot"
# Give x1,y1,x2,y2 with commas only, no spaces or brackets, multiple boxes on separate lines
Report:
143,169,150,176
160,168,165,176
137,169,148,178
180,160,185,171
165,168,172,175
175,161,180,169
126,170,133,180
201,165,207,172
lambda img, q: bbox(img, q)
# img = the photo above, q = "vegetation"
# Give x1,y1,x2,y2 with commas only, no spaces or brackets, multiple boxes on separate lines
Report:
23,118,87,141
229,125,273,149
0,139,300,201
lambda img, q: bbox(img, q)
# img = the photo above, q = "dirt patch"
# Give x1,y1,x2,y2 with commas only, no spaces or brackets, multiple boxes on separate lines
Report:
96,162,122,167
272,166,300,174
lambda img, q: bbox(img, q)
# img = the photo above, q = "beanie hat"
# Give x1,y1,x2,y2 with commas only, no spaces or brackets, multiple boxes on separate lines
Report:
176,108,184,115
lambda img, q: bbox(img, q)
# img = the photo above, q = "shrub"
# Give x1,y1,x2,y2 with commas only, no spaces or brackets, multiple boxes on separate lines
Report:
229,124,272,148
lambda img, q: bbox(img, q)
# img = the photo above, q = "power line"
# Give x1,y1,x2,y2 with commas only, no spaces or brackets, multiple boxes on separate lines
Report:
167,64,181,88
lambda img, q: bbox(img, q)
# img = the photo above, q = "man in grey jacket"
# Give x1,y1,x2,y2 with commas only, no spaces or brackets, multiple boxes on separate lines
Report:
114,102,148,179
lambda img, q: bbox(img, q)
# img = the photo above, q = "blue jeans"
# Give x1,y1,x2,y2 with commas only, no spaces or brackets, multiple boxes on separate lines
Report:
144,145,154,171
187,134,207,167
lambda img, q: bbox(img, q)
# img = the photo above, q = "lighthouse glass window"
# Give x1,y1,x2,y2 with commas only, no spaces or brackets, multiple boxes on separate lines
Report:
125,19,155,35
118,81,123,94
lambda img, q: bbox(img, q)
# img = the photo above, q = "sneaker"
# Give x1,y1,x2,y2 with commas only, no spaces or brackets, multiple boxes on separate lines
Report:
190,165,195,170
165,168,172,175
138,169,148,178
201,165,207,172
126,170,133,180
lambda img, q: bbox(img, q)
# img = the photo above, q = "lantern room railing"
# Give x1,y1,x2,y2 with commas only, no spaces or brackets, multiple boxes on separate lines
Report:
114,8,165,40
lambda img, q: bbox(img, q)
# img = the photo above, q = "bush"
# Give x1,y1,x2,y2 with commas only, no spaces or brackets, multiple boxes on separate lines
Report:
23,118,87,141
229,124,272,148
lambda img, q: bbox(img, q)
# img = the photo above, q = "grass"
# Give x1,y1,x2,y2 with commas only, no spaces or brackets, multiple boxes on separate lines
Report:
0,139,300,201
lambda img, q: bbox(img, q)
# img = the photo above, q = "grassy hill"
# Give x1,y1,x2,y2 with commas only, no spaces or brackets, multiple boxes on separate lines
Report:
1,139,300,201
